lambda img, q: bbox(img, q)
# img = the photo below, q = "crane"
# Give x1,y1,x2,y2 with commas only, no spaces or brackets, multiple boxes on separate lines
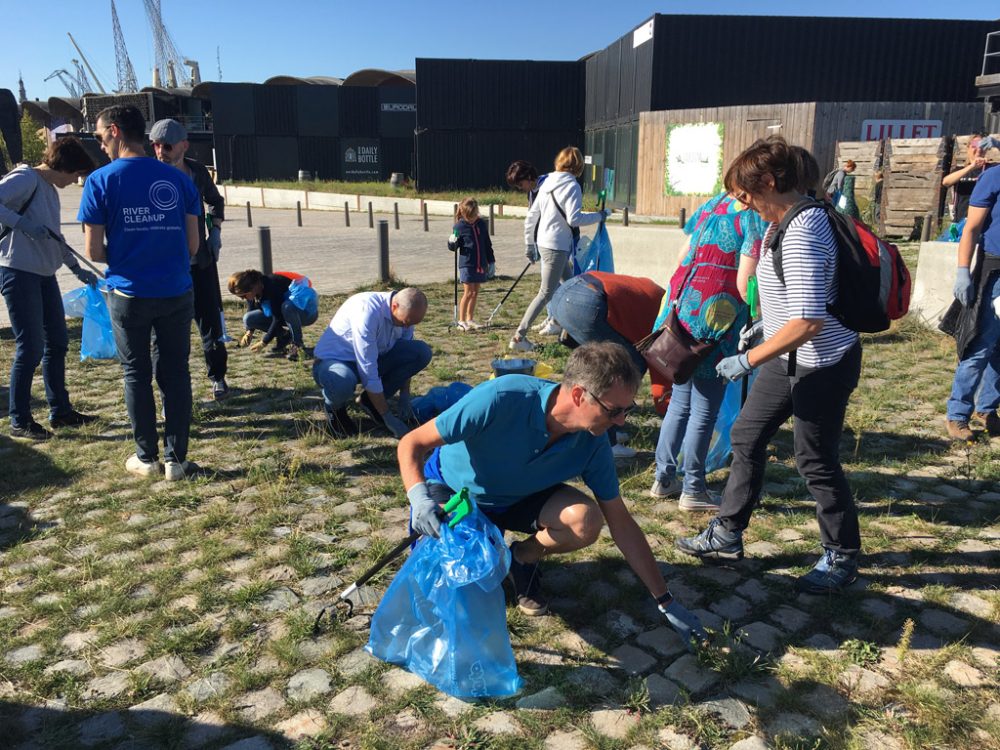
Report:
71,60,94,95
44,69,82,99
111,0,139,93
66,33,106,94
143,0,198,88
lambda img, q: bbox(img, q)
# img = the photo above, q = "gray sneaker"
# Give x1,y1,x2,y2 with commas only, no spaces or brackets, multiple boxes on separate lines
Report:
678,489,722,512
650,477,682,498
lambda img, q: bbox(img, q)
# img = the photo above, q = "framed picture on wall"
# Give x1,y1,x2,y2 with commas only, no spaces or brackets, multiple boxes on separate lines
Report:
664,122,724,196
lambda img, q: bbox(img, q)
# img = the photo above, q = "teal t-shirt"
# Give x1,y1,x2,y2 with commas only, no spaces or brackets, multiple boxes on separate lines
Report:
78,157,201,297
434,375,620,509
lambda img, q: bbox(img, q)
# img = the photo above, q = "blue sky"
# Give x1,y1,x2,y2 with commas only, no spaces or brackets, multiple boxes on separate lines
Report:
5,1,998,101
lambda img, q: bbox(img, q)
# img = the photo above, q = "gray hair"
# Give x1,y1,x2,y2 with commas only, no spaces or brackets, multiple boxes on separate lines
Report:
562,341,641,396
393,287,427,311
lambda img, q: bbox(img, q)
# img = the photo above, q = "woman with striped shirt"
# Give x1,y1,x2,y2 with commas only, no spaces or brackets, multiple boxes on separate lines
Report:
676,137,863,594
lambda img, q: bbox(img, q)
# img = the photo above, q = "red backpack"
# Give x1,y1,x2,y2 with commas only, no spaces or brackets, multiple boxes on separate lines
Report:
770,199,911,333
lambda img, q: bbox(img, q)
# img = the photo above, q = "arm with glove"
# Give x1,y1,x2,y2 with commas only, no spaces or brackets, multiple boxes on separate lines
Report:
954,205,988,308
398,419,451,538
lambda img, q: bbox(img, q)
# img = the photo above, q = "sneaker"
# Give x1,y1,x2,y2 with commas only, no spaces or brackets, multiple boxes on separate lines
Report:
946,419,974,441
49,410,98,428
509,336,535,353
286,344,301,362
356,391,386,427
533,317,553,332
538,320,562,336
10,421,52,441
507,542,547,616
611,443,637,459
796,548,858,593
212,379,230,401
975,410,1000,436
126,453,160,477
164,460,195,481
675,518,744,560
649,477,682,498
325,406,359,438
465,320,483,330
456,320,469,331
678,490,722,512
274,330,292,351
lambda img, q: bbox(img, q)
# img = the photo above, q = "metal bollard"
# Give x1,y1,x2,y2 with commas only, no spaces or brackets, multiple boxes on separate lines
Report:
489,204,495,235
246,201,252,228
394,202,400,230
679,207,686,228
622,207,629,227
258,226,273,275
377,220,390,282
344,201,350,227
423,202,429,232
296,201,302,227
921,213,933,242
368,202,374,229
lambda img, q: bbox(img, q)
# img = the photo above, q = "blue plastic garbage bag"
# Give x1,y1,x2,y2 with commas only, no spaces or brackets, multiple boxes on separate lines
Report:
573,222,614,275
410,382,473,423
676,374,755,476
286,277,318,318
62,284,117,361
366,505,522,699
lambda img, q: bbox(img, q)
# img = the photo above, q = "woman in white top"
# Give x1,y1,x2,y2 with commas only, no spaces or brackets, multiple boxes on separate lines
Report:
676,137,863,595
512,147,609,352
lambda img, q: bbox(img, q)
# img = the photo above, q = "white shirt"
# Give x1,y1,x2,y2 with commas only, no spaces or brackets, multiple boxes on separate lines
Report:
523,171,603,253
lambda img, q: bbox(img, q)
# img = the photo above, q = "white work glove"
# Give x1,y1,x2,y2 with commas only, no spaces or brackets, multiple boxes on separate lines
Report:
383,411,411,439
408,482,442,538
525,244,540,263
738,320,764,352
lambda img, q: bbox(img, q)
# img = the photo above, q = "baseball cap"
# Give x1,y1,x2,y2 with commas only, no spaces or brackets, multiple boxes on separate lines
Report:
149,119,188,145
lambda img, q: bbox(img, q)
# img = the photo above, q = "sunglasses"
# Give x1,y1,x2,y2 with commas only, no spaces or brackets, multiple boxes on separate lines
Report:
152,142,175,152
585,389,636,419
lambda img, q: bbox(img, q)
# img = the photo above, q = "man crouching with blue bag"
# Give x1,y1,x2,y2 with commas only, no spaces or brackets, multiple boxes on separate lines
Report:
397,341,707,648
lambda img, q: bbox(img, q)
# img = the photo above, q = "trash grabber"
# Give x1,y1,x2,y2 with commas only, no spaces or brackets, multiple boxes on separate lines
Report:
486,261,532,327
453,242,459,326
314,489,474,631
45,227,106,279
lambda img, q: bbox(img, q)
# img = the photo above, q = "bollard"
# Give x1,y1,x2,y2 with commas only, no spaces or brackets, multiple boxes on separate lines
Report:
296,201,302,227
453,203,458,221
622,207,629,227
921,213,933,242
394,202,399,230
489,204,495,235
377,220,390,282
423,202,429,232
258,226,273,275
246,201,252,228
344,201,350,227
679,207,686,228
368,202,374,229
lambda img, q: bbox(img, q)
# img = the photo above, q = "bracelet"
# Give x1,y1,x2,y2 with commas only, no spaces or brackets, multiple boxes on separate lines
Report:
655,591,673,606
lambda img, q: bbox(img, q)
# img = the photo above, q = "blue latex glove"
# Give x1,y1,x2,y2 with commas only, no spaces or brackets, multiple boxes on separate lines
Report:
525,244,540,263
407,482,441,538
716,352,753,382
601,208,613,220
15,216,47,240
660,599,708,650
954,267,974,307
208,226,222,261
383,411,410,439
70,265,98,287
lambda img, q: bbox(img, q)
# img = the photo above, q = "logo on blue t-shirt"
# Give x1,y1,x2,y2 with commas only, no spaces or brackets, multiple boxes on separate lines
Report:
149,180,181,211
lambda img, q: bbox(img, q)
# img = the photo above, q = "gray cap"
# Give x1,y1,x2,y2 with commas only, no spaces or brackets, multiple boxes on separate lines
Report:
149,119,187,145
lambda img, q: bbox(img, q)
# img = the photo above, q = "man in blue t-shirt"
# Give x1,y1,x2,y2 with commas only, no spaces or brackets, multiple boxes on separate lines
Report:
78,105,201,480
398,341,706,647
947,162,1000,440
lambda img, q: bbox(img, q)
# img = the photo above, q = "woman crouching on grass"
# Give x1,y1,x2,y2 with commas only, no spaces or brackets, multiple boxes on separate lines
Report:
447,198,494,330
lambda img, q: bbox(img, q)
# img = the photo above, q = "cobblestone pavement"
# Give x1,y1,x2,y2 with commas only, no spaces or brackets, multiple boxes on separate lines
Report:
0,248,998,749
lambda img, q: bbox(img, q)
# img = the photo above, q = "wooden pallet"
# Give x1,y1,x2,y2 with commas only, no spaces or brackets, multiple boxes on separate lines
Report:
879,138,948,239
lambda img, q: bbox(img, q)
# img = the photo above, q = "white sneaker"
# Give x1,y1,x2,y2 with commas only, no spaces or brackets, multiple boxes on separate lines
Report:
678,490,722,512
538,320,563,336
465,320,483,330
509,337,535,352
126,454,160,477
533,317,553,332
164,461,193,481
649,477,682,498
456,320,469,331
611,443,637,459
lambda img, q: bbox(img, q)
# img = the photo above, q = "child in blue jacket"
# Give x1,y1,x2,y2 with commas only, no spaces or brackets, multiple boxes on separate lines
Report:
447,198,495,330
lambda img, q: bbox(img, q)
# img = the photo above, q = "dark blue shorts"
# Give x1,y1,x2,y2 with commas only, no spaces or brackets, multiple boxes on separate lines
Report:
459,268,486,284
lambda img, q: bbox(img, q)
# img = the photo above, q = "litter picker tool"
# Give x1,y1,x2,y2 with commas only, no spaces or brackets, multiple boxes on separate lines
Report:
313,488,474,632
453,239,459,326
485,261,532,327
45,227,106,279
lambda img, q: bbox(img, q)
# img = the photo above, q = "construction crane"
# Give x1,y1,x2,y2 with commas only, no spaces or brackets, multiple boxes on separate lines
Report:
71,60,95,95
111,0,139,93
44,69,82,99
143,0,198,88
66,33,106,94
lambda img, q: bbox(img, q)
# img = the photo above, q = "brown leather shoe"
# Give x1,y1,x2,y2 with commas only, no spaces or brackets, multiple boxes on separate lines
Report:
946,420,974,441
975,410,1000,437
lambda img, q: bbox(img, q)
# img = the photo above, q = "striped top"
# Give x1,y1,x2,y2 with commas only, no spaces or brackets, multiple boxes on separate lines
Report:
757,206,859,369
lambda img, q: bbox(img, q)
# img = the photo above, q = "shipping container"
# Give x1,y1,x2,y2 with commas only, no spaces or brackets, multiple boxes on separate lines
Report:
380,137,414,180
297,86,339,137
211,83,256,136
255,136,299,179
378,87,416,138
214,134,258,182
298,136,341,180
254,86,297,136
338,87,379,137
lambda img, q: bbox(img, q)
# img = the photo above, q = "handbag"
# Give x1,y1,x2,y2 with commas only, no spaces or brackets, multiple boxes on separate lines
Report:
635,307,715,385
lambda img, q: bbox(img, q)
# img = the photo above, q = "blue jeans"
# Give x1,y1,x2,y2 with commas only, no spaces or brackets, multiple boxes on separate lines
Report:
947,272,1000,421
106,290,194,464
0,267,72,428
654,375,728,495
243,301,318,347
312,339,433,411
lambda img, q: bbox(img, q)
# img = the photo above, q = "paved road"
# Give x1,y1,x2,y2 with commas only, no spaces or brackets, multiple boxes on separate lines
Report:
0,185,534,329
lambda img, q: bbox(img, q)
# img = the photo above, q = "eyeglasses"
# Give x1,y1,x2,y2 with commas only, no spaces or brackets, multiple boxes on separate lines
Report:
152,142,174,152
733,190,752,206
585,389,636,419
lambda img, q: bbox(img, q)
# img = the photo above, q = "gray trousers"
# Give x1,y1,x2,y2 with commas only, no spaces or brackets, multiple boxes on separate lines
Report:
516,247,572,338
